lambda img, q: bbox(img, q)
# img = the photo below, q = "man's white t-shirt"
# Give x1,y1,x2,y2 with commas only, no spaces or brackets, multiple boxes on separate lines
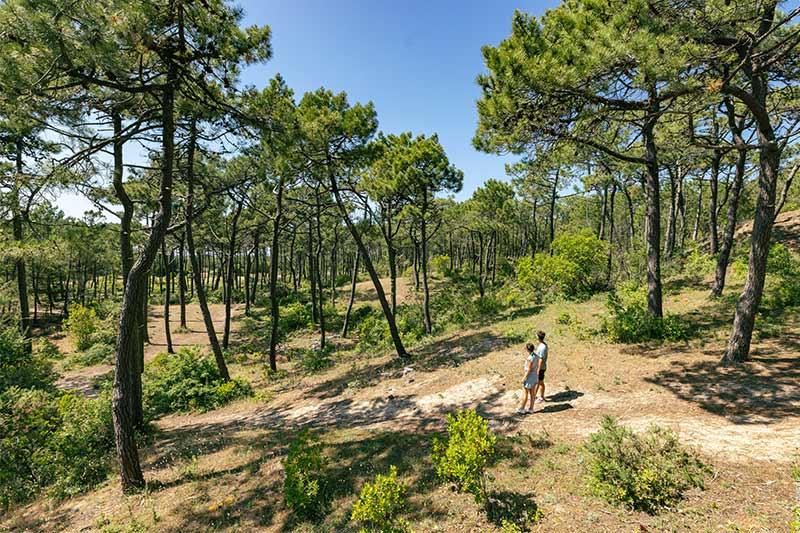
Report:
535,342,548,370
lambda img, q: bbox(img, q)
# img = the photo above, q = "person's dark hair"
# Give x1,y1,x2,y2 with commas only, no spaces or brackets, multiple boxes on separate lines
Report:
525,343,535,353
537,330,546,342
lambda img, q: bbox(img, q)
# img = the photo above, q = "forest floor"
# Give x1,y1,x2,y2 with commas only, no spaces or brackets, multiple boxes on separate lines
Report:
4,215,800,533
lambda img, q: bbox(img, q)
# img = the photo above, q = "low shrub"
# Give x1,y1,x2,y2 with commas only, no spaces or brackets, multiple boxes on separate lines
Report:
74,342,115,367
0,387,114,508
279,301,313,337
284,429,329,520
683,248,715,282
601,286,690,343
34,338,62,359
430,254,452,277
583,416,708,514
46,392,115,499
765,244,800,309
432,409,497,504
0,324,54,393
143,347,252,417
298,347,334,372
351,465,408,532
357,305,426,352
64,304,100,351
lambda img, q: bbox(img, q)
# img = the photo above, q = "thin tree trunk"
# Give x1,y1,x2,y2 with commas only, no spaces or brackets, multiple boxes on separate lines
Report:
12,141,30,345
709,148,723,254
268,175,285,372
421,193,432,334
178,232,187,329
161,239,174,354
185,118,229,379
341,252,360,338
328,167,408,358
222,198,243,349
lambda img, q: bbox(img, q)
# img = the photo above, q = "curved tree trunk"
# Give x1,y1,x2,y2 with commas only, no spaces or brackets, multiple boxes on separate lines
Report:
112,69,179,491
328,168,408,358
184,118,230,380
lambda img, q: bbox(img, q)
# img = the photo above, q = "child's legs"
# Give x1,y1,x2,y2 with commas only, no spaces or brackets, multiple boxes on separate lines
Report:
520,388,529,409
527,385,536,409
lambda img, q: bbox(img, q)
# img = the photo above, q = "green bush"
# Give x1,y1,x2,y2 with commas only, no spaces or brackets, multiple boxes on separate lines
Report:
601,286,690,343
283,429,329,520
551,231,609,293
280,301,313,336
430,254,452,277
64,304,100,351
46,392,115,499
74,342,115,367
0,324,54,393
34,338,62,359
583,417,708,514
432,409,497,503
351,465,408,532
0,387,114,508
515,231,607,300
684,248,715,282
143,347,252,417
357,304,426,352
298,347,334,372
765,244,800,309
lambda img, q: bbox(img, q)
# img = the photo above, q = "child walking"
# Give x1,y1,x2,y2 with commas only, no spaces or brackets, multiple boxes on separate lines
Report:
517,343,540,414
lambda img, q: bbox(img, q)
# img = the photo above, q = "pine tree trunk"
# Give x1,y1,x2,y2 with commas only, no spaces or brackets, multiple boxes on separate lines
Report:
268,175,284,372
328,167,408,358
185,118,229,380
222,198,243,349
161,239,174,354
642,106,663,318
113,67,180,491
341,252,360,338
178,231,187,329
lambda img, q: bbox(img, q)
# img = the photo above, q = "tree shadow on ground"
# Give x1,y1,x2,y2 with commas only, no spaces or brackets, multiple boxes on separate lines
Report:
2,507,76,533
486,489,541,530
645,354,800,424
304,330,510,401
146,425,459,532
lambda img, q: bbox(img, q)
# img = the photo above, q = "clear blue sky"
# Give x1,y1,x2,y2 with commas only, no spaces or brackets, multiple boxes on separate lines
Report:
59,0,561,217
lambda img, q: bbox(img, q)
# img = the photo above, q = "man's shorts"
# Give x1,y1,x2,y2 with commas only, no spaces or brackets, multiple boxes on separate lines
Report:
538,368,546,381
